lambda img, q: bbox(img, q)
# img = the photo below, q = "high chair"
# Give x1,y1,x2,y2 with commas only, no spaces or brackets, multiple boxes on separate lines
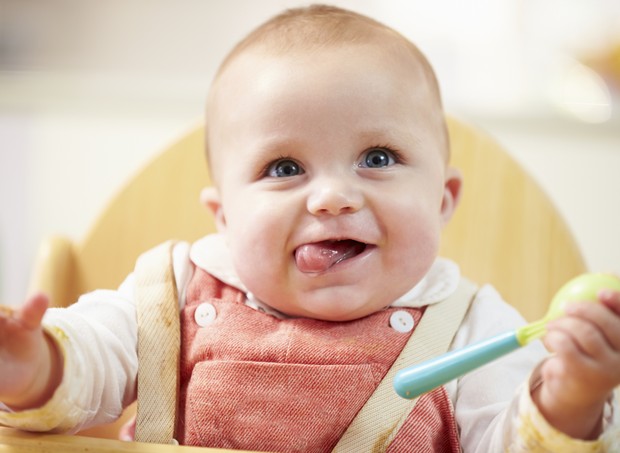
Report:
1,116,587,451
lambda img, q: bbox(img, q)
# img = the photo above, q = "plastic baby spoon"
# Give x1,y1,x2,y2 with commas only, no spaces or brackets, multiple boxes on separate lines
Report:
393,273,620,399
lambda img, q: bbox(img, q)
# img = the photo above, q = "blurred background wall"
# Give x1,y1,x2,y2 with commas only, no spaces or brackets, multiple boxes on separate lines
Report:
1,0,619,304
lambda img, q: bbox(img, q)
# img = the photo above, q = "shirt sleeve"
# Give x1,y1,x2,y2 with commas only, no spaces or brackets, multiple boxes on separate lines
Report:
0,242,191,434
451,284,620,452
501,367,619,452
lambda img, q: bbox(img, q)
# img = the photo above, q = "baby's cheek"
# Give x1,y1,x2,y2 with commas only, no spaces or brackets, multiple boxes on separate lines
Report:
383,238,437,299
231,236,285,295
399,226,439,263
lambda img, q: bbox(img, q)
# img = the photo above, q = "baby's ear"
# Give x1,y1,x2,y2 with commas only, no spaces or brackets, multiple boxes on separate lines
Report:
200,187,226,232
440,166,463,226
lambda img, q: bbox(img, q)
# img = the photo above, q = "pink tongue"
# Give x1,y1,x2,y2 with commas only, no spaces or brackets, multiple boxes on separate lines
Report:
295,240,364,273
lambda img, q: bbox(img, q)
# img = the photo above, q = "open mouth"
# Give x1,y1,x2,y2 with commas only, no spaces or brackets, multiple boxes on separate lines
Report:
294,239,367,274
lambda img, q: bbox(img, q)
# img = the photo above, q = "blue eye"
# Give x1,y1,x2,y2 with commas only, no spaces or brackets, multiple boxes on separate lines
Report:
361,148,396,168
267,159,304,177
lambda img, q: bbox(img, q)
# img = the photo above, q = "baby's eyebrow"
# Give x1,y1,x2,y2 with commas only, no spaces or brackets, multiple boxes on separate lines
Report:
356,126,421,148
249,137,312,165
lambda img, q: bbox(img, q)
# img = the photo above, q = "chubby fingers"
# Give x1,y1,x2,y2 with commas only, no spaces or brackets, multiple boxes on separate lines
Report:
544,297,620,384
599,289,620,314
555,299,620,354
18,293,49,330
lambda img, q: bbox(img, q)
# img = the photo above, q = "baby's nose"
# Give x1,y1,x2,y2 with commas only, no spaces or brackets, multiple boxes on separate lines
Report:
306,178,363,216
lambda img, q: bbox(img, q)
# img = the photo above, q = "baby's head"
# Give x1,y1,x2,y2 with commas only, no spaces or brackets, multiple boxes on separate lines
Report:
202,5,462,321
206,5,449,173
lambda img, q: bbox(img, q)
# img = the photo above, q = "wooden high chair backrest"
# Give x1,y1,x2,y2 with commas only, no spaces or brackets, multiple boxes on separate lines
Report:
440,118,585,321
28,116,586,440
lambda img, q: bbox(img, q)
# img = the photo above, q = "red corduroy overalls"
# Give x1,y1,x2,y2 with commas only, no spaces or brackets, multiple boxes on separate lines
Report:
177,267,460,452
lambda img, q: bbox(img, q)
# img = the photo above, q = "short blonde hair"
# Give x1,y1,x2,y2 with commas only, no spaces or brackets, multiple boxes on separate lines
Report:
206,4,448,170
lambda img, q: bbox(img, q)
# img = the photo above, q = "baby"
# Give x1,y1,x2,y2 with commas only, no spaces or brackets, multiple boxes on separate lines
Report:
1,5,619,452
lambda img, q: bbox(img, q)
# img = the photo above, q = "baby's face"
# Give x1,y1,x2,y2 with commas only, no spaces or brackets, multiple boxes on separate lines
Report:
205,44,460,321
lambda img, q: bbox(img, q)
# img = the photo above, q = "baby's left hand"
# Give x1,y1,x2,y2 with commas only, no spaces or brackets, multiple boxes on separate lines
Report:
535,289,620,439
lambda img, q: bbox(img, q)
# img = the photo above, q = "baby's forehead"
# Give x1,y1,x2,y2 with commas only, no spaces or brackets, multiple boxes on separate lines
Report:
206,47,448,166
206,33,448,168
210,39,440,108
238,25,429,68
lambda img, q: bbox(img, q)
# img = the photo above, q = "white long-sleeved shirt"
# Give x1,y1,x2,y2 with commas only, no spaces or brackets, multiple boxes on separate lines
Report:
1,235,618,451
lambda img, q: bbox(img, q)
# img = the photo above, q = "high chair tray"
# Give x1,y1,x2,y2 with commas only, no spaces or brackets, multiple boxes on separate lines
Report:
0,427,259,453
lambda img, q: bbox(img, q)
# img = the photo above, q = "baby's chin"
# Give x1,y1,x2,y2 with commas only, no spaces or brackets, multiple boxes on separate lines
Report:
266,296,387,322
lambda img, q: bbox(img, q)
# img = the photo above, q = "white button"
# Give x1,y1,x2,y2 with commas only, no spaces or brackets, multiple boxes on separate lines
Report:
390,310,415,333
194,302,217,326
171,438,179,445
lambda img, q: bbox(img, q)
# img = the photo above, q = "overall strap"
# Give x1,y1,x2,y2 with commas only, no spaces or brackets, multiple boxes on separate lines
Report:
333,278,478,453
134,240,180,444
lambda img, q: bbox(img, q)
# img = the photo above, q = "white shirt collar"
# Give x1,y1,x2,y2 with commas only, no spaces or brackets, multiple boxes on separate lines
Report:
190,233,461,314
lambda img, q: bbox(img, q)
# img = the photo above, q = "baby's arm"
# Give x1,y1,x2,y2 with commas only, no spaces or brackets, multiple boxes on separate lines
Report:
0,287,140,433
0,242,190,434
0,294,63,409
533,289,620,439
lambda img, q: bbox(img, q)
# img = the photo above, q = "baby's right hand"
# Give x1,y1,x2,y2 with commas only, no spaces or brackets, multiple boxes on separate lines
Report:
0,293,62,409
